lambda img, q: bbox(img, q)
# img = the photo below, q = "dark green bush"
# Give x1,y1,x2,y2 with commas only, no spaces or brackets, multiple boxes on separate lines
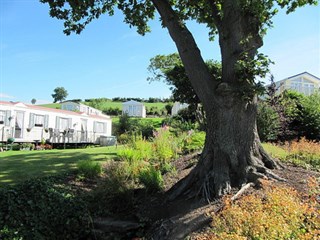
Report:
103,107,122,116
257,101,280,142
117,113,132,135
11,143,21,151
0,177,91,240
162,117,195,134
134,121,155,139
114,114,157,140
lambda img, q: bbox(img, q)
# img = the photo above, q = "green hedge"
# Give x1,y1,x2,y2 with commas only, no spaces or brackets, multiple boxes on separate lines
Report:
0,176,92,240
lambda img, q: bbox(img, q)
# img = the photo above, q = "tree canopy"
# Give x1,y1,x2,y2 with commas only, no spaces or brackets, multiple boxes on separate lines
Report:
148,53,222,108
52,87,68,103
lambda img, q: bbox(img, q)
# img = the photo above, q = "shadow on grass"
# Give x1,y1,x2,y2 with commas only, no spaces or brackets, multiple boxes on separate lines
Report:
0,148,118,186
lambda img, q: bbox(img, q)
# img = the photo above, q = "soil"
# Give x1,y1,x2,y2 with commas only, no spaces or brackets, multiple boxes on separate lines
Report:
70,154,320,240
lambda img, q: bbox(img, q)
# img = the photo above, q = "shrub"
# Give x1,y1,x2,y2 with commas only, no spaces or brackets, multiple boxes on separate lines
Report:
0,177,91,240
277,90,320,141
77,160,102,179
299,92,320,140
204,179,320,240
118,148,148,178
182,131,205,153
87,162,135,215
137,121,155,139
117,148,138,162
10,143,20,151
153,127,178,163
138,166,164,192
132,138,154,161
116,113,132,135
281,138,320,170
103,107,122,116
117,133,132,144
257,101,280,142
162,116,196,134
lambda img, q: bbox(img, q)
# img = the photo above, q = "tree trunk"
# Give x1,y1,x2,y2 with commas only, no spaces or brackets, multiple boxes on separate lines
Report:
152,0,281,200
169,95,279,200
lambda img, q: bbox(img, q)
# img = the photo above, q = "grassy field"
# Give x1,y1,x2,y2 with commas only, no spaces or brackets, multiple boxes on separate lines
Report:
0,146,119,186
112,116,164,126
40,101,168,111
39,103,61,109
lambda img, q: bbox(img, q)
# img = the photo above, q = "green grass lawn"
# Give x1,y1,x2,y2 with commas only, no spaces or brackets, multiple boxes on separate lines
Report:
0,142,292,187
0,146,119,186
262,143,289,159
39,103,61,109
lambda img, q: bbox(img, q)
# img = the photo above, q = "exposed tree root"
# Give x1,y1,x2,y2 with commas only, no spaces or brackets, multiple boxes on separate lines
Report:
147,144,289,239
148,202,214,240
151,182,257,239
168,157,286,203
230,182,255,201
265,169,287,182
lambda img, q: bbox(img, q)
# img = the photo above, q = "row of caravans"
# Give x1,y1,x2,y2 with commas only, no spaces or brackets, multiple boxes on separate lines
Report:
0,101,112,145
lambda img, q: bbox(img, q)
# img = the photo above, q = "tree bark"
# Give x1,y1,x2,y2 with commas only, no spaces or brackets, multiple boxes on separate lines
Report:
169,96,280,200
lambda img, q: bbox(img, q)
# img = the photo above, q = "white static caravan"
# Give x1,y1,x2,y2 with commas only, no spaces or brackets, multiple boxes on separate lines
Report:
0,101,112,145
122,100,146,118
171,102,189,116
61,101,103,116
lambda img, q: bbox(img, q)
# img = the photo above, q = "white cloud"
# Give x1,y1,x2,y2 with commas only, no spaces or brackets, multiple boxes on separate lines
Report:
0,93,15,99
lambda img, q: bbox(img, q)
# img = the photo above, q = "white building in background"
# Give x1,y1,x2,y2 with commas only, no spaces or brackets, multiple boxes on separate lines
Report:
122,100,146,118
61,101,103,116
171,102,189,116
0,101,112,144
272,72,320,96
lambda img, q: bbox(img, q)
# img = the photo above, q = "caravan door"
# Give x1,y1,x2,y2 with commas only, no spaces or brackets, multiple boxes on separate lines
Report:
80,119,87,142
14,111,24,139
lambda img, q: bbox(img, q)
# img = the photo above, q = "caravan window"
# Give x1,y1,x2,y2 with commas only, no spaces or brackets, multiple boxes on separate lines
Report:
34,114,44,127
29,114,49,128
94,121,106,133
0,111,5,124
60,118,69,130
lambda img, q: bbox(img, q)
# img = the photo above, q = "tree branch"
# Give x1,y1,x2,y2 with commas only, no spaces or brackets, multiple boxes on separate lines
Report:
151,0,218,108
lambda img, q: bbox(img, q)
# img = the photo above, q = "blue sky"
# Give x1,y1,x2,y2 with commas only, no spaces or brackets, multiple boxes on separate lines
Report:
1,1,319,104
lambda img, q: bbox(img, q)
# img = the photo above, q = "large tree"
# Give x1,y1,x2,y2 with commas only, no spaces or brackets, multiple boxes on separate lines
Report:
52,87,68,103
41,0,317,199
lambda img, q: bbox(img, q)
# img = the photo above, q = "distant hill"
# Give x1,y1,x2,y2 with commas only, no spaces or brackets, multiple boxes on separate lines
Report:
39,100,169,112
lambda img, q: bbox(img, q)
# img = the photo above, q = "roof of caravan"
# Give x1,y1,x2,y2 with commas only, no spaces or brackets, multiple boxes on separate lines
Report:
122,100,144,105
0,101,110,120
